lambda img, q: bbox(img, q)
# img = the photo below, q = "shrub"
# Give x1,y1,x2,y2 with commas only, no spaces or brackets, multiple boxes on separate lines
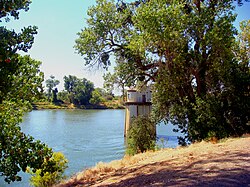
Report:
28,152,68,187
126,115,156,155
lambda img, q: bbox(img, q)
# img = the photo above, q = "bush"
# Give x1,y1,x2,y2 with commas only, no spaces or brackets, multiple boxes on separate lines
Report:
28,152,68,187
126,116,156,155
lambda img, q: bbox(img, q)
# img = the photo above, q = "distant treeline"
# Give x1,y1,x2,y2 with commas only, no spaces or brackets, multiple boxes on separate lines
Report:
44,75,115,106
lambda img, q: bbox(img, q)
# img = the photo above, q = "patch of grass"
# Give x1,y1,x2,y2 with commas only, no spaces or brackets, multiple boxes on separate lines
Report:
32,102,74,110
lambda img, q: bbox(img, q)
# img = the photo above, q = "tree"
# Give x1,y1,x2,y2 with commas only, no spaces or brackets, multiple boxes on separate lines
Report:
126,115,156,155
0,55,55,183
28,152,68,187
45,75,60,102
76,0,250,144
63,75,94,105
138,0,249,143
238,20,250,63
89,88,105,105
74,0,142,81
57,90,69,103
0,55,44,103
103,72,115,96
103,62,137,101
0,0,31,21
0,2,57,183
0,0,37,62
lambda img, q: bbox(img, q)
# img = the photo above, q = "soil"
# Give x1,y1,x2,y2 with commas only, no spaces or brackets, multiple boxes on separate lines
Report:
57,136,250,187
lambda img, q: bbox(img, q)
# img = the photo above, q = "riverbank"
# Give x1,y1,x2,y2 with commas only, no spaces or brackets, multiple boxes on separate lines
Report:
32,101,125,110
56,136,250,187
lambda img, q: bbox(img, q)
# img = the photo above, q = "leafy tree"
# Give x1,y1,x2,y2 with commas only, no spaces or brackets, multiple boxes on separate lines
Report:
0,0,31,21
103,62,137,101
0,55,54,183
135,0,249,144
63,75,78,94
63,75,94,105
76,0,250,145
103,72,115,96
28,152,68,187
74,0,142,81
57,90,70,103
126,115,156,155
0,0,37,61
238,20,250,63
140,0,250,144
0,1,57,183
0,55,44,103
89,88,105,105
45,75,60,102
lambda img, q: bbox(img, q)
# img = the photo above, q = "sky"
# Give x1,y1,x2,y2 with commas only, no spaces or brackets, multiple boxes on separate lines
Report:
3,0,100,90
2,0,250,91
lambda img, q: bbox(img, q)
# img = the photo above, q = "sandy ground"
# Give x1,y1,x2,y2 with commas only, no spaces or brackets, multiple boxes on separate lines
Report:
57,136,250,187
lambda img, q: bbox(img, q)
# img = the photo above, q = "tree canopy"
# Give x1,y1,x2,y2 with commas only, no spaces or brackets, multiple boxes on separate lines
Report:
63,75,94,105
45,75,60,102
0,54,54,183
0,0,31,21
76,0,250,144
0,1,55,183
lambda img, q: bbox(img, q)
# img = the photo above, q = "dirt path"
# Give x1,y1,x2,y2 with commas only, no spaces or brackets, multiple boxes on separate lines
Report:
57,137,250,187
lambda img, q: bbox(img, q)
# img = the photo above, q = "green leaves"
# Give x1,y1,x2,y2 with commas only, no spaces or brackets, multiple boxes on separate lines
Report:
63,75,94,105
78,0,249,145
0,101,53,183
0,55,44,103
0,2,55,183
126,115,156,155
90,89,105,105
0,55,56,185
0,56,49,182
0,26,37,59
28,152,68,187
0,0,31,21
75,0,133,69
45,75,60,102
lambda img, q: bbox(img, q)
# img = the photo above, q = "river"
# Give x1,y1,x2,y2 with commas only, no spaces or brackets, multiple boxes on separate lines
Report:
0,109,181,186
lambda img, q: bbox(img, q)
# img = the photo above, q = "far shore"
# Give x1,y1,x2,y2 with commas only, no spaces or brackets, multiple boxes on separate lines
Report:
31,101,125,110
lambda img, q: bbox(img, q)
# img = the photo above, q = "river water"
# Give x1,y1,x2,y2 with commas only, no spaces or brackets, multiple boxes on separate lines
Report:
0,109,181,186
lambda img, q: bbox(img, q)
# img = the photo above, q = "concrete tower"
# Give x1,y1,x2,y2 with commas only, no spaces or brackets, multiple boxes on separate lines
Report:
124,87,152,137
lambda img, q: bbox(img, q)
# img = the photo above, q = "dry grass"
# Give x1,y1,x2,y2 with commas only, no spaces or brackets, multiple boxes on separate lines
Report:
56,136,250,187
56,154,149,187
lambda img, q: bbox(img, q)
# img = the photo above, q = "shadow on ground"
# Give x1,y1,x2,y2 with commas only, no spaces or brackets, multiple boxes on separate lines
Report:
59,140,250,187
101,150,250,187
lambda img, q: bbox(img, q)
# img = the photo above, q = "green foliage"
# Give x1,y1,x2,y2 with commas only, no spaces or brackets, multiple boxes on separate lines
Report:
78,0,250,145
237,20,250,66
29,152,68,187
75,0,132,69
45,75,60,102
32,102,70,110
103,62,137,101
0,101,53,183
90,88,105,105
0,55,44,103
0,2,56,183
0,26,38,61
0,0,31,21
57,91,70,103
0,55,54,183
126,116,156,155
150,1,250,144
103,72,115,95
63,75,94,105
